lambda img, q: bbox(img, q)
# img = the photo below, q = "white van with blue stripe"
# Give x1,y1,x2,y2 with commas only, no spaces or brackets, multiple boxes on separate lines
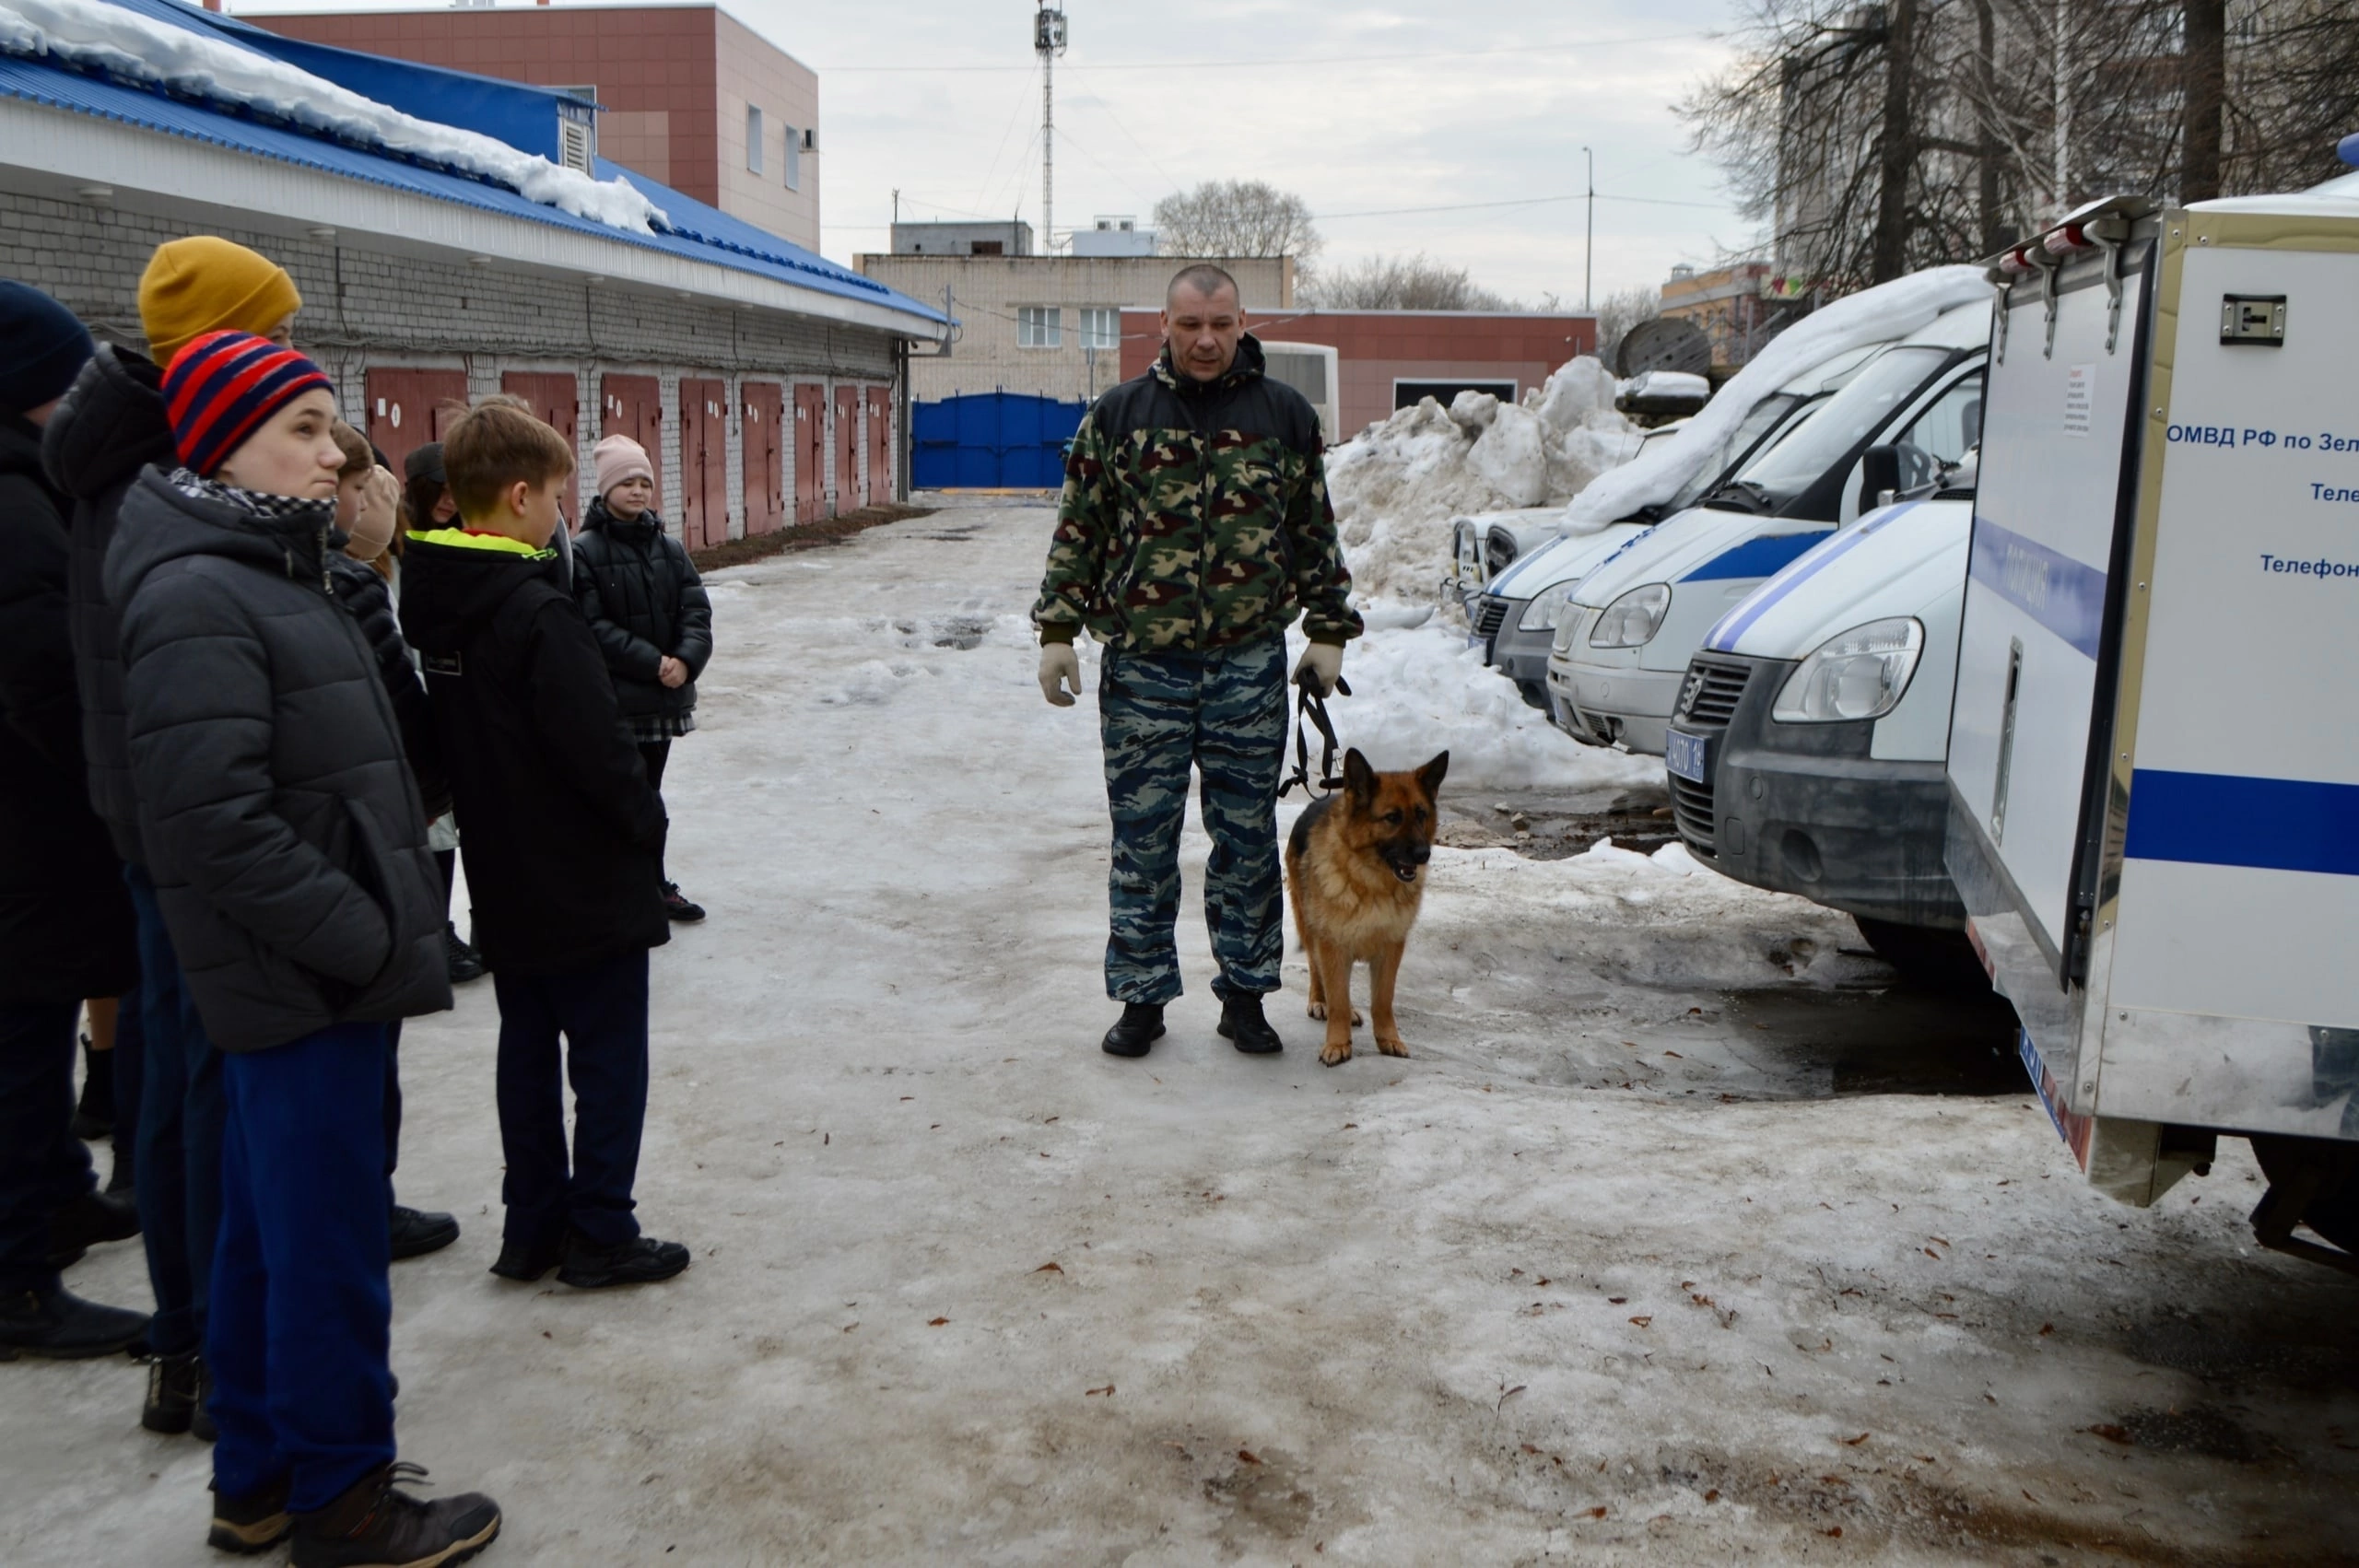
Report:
1546,299,1993,755
1942,163,2359,1261
1660,494,1980,980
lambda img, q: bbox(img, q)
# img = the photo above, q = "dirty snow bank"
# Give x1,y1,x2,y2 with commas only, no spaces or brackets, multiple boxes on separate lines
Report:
0,0,664,233
1566,266,1991,524
1328,357,1643,602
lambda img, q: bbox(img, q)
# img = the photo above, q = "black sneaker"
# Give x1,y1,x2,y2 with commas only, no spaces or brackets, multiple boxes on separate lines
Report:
661,882,706,923
389,1205,461,1261
1217,993,1285,1055
488,1234,567,1282
557,1234,690,1289
1101,1001,1166,1058
0,1284,148,1360
289,1463,499,1568
444,925,485,984
144,1349,201,1433
208,1473,292,1555
50,1186,140,1266
72,1036,114,1140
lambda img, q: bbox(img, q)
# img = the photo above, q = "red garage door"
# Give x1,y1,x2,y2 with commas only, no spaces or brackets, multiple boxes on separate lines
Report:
863,385,893,509
792,382,827,523
500,371,581,526
832,384,859,518
741,380,784,536
678,377,728,549
364,368,469,484
599,376,663,517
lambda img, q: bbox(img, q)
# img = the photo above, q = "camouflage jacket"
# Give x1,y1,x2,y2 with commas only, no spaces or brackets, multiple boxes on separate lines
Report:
1032,336,1362,653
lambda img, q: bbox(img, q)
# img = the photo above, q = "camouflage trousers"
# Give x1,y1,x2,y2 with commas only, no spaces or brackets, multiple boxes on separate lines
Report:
1097,633,1289,1004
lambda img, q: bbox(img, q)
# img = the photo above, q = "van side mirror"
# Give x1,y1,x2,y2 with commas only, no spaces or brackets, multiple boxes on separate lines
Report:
1859,445,1903,511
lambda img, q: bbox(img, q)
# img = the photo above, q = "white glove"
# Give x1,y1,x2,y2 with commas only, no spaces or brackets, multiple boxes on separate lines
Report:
1039,640,1082,707
1294,640,1343,696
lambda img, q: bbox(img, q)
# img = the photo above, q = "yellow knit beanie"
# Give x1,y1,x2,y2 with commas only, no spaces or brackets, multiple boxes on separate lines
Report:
138,238,303,365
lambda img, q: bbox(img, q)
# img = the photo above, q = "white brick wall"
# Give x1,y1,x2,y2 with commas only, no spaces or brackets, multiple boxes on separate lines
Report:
3,193,903,532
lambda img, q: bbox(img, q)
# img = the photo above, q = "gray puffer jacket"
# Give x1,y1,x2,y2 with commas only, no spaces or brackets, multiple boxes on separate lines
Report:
108,467,452,1052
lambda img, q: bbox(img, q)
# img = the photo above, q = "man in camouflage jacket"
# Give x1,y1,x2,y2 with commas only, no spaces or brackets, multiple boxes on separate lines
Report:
1033,264,1362,1059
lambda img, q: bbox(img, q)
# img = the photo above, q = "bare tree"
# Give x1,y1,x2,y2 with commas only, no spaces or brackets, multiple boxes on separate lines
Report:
1308,252,1520,310
1152,181,1323,262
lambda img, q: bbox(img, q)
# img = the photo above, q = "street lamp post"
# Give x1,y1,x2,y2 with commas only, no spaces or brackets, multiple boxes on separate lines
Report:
1582,146,1595,314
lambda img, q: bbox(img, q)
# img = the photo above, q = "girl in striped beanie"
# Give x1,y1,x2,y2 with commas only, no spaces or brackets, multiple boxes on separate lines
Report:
160,330,339,497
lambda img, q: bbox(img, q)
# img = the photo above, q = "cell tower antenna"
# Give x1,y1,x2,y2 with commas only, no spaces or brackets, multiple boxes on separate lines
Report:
1035,2,1067,255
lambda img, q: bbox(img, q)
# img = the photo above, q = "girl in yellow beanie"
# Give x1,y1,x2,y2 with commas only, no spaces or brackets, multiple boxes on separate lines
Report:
137,237,301,366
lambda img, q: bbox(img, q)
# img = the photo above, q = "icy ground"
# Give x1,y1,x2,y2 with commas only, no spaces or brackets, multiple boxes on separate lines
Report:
5,499,2353,1565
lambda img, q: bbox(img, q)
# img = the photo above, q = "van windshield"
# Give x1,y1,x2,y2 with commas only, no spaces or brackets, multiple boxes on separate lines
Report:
1662,392,1802,512
1732,346,1949,504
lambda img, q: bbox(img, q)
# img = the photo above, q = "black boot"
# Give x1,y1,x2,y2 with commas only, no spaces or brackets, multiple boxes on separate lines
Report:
145,1350,200,1433
289,1463,500,1568
70,1036,113,1140
488,1233,567,1282
0,1283,148,1360
557,1234,690,1289
444,925,485,984
208,1473,292,1555
49,1186,139,1267
661,882,707,922
1101,1001,1165,1058
389,1205,460,1261
1218,993,1285,1055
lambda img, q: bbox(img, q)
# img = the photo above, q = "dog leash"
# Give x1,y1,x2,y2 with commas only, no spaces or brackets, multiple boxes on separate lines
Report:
1279,668,1352,799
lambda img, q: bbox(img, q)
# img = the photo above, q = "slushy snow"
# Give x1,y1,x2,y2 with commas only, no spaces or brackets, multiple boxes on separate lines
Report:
1327,357,1641,603
1565,265,1992,525
0,0,666,233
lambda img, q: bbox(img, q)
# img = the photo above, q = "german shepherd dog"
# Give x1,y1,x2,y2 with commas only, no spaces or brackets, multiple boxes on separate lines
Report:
1285,748,1449,1066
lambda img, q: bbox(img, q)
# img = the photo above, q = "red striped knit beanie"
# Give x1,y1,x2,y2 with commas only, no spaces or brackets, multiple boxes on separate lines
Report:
162,331,334,479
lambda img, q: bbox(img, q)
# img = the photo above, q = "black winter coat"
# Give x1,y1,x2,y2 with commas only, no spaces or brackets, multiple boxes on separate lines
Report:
398,532,668,978
573,499,712,729
108,470,452,1053
327,553,449,819
41,345,178,866
0,415,136,1005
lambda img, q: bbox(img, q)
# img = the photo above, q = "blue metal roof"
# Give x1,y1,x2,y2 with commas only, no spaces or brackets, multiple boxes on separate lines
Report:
0,53,944,327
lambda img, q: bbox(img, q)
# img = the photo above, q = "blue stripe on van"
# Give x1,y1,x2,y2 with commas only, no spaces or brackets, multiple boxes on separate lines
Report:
2125,770,2359,876
1679,528,1834,583
1705,502,1922,652
1966,517,2108,660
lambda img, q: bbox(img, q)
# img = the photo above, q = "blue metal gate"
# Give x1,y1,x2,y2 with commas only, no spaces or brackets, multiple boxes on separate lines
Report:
911,392,1086,489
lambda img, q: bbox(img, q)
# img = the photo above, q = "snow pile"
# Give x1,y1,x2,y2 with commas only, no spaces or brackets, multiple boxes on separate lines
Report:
1565,265,1992,525
1287,621,1661,792
1326,357,1643,602
0,0,665,234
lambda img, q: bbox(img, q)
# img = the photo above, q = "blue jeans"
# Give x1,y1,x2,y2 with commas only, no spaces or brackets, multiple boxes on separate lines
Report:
208,1023,395,1513
0,1001,93,1295
125,862,224,1359
493,951,650,1251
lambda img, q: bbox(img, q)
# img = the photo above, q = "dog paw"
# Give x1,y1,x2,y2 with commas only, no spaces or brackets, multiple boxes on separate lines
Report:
1375,1036,1410,1058
1319,1042,1354,1067
1307,1000,1328,1020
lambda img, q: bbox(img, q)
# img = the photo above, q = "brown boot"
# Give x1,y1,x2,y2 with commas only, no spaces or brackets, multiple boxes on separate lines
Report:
207,1473,291,1554
289,1463,500,1568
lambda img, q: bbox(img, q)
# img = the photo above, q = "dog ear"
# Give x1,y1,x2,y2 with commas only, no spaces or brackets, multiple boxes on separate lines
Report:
1417,750,1450,799
1343,747,1376,805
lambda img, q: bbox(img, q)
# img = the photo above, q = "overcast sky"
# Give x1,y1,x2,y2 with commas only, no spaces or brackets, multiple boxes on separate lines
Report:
230,0,1754,305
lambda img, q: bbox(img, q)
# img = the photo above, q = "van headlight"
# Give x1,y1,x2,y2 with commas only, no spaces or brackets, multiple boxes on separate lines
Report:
1772,616,1924,722
1588,583,1671,648
1518,579,1582,631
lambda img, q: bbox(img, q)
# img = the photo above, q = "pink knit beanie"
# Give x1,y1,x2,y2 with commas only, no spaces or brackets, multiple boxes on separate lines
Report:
593,433,654,499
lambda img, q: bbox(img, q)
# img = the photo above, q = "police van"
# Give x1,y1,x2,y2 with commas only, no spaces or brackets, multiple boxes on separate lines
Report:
1548,301,1991,755
1943,161,2359,1265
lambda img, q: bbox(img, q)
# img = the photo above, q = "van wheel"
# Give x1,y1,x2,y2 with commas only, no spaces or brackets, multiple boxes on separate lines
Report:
1853,916,1990,992
2250,1135,2359,1257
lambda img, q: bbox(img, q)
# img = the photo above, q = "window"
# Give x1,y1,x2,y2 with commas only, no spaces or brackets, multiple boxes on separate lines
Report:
1892,371,1985,467
745,105,764,174
1018,307,1062,348
1078,308,1119,350
782,124,801,191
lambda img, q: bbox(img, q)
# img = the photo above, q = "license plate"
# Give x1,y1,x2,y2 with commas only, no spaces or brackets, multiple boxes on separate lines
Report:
1665,728,1709,783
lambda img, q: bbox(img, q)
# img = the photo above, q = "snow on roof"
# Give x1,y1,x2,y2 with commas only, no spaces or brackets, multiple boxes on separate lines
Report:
0,0,661,231
2192,168,2359,217
1564,265,1993,526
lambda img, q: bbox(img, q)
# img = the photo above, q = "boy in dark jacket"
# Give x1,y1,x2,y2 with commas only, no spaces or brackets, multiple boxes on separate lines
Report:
0,282,147,1362
576,434,713,921
112,332,496,1564
400,398,689,1292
